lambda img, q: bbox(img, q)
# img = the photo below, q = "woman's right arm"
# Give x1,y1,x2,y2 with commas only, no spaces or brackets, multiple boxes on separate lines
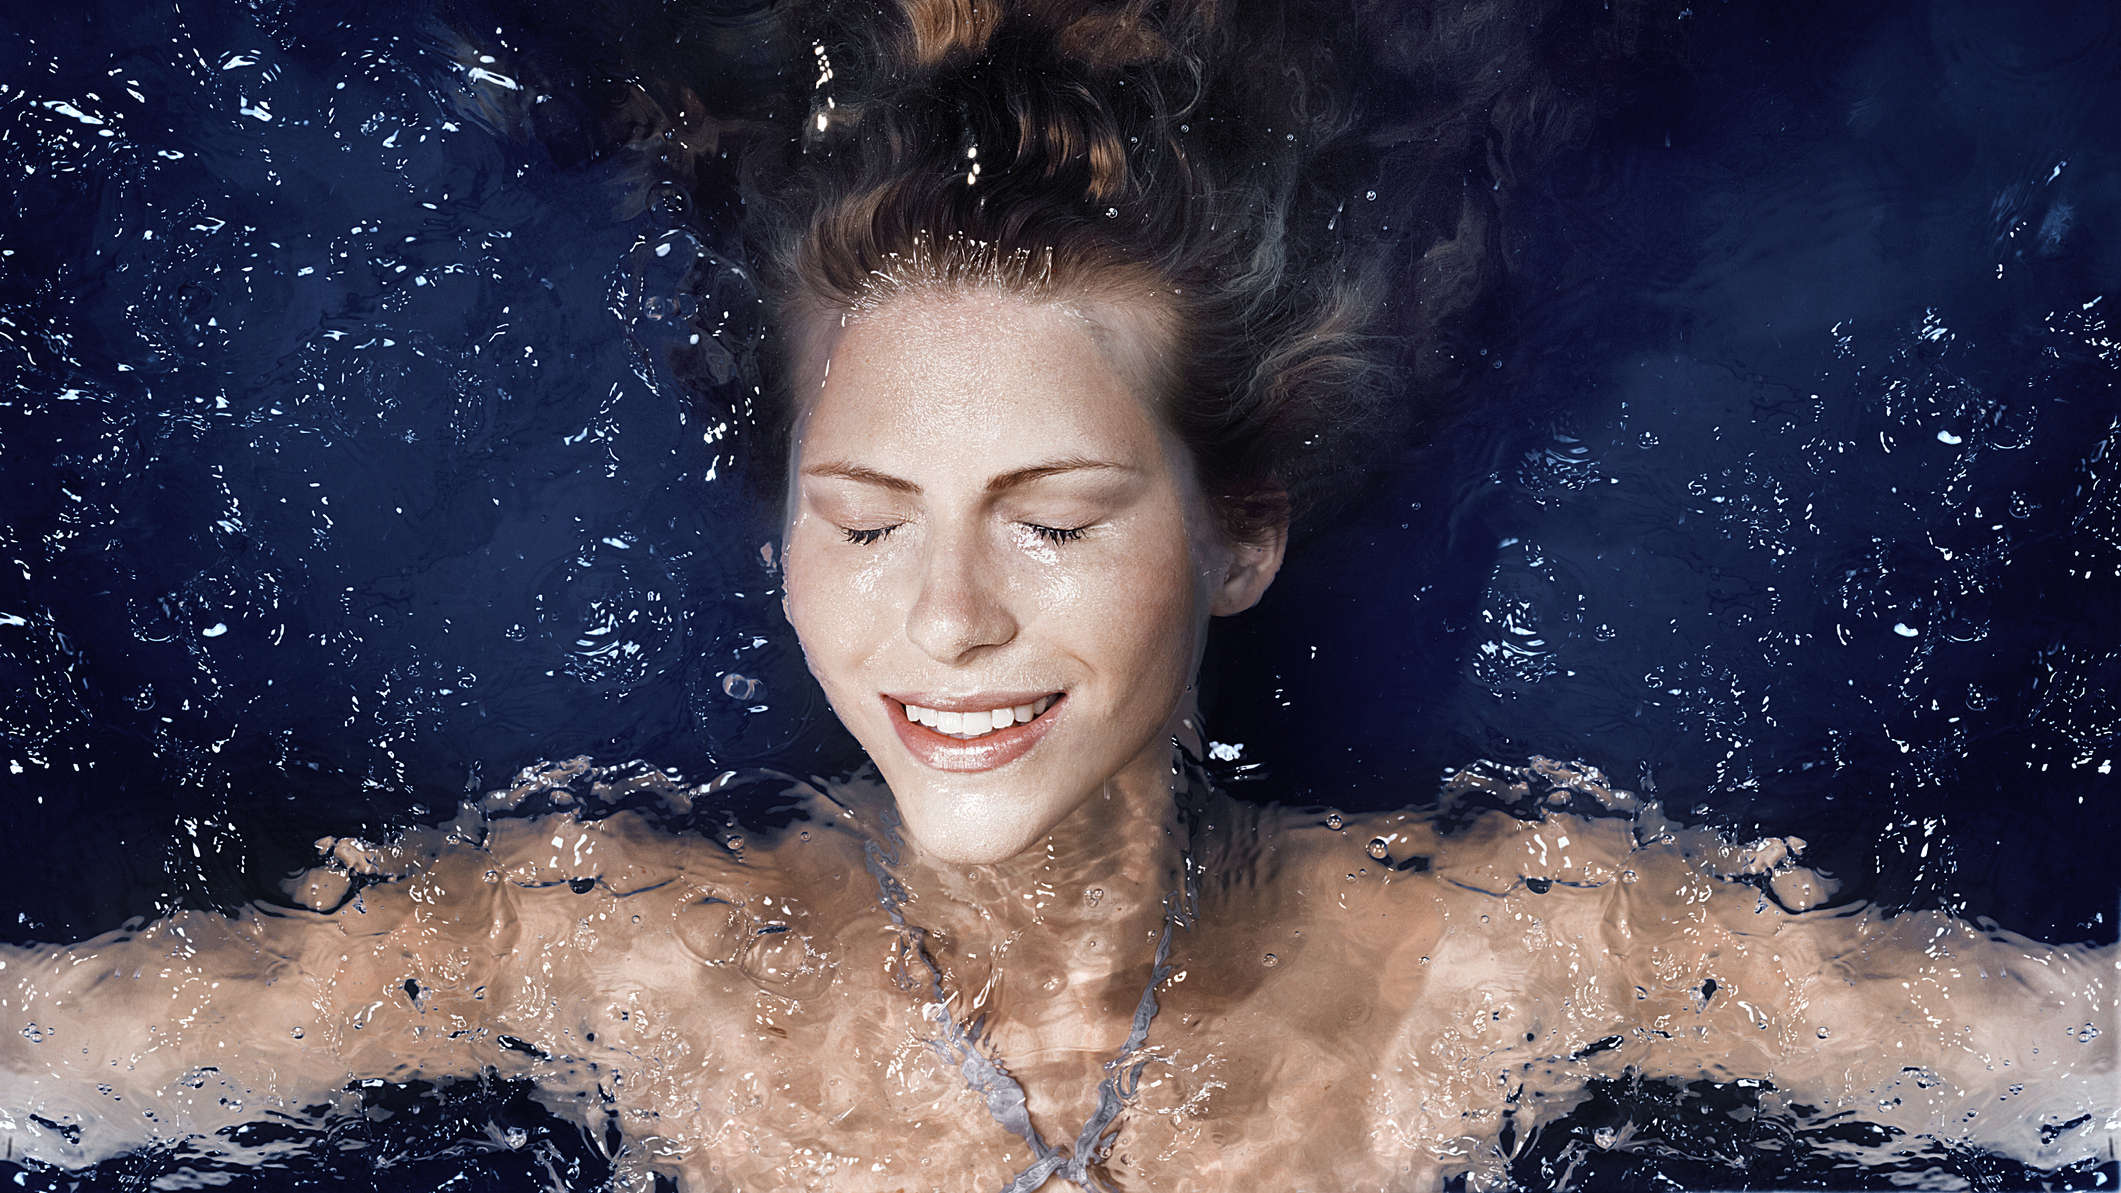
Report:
0,810,723,1173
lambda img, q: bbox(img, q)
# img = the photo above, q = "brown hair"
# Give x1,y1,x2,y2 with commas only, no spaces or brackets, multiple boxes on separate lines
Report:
736,0,1379,541
438,0,1684,537
736,0,1681,540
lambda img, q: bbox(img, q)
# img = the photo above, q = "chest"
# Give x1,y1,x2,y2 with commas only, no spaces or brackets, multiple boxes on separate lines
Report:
603,930,1414,1192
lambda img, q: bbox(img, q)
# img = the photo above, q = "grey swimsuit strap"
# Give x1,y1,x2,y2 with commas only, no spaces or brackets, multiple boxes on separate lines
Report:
862,834,1192,1193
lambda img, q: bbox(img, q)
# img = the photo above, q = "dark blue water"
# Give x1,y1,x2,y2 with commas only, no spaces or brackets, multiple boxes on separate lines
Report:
0,0,2115,1188
1210,0,2121,948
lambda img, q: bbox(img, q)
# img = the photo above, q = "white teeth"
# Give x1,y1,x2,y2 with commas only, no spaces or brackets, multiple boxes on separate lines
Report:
900,695,1057,739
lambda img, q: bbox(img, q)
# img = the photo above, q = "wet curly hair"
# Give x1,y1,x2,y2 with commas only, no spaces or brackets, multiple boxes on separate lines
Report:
442,0,1683,538
735,0,1683,541
746,0,1385,543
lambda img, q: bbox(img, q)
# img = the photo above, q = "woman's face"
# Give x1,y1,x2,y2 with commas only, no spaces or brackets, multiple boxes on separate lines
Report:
781,288,1280,865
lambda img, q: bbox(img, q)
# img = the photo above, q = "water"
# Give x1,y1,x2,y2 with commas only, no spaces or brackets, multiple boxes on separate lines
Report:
1205,0,2121,946
0,0,2116,1189
0,761,2109,1190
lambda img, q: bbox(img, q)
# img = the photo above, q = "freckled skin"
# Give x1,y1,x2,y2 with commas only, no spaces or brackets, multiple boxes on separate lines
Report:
0,291,2110,1189
781,288,1269,868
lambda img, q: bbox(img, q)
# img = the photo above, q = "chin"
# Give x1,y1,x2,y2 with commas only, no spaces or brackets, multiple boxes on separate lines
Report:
888,781,1070,866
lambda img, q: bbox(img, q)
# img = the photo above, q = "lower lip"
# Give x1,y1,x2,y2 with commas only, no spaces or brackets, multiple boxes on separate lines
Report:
886,696,1063,773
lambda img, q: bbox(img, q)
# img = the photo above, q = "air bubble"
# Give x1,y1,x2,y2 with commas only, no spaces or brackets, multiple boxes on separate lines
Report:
1325,812,1343,830
291,1026,304,1039
1365,190,1377,201
2075,1023,2100,1043
1366,837,1390,859
1105,208,1118,218
1817,1027,1831,1039
739,925,833,999
649,181,689,220
1261,953,1278,968
1084,887,1103,908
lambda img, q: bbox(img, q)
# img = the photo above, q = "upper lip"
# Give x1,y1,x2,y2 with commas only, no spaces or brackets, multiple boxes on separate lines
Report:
883,690,1061,712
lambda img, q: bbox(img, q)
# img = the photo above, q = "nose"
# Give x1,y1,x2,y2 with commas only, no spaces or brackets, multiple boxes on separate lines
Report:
904,530,1019,664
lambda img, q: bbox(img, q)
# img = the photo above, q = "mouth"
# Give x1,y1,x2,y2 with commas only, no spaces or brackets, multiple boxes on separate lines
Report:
899,694,1056,739
882,692,1065,773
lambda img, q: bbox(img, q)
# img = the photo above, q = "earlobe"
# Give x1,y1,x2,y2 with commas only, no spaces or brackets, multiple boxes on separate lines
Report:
1210,524,1287,616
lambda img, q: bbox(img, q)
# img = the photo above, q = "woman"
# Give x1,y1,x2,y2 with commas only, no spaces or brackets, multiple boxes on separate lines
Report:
1,0,2112,1189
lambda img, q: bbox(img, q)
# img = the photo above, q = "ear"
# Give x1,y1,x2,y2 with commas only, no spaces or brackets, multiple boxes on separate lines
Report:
1209,519,1287,616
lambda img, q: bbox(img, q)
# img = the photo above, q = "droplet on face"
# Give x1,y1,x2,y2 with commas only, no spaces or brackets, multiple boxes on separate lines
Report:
1366,837,1390,860
1817,1027,1831,1039
1325,813,1344,831
1261,953,1278,968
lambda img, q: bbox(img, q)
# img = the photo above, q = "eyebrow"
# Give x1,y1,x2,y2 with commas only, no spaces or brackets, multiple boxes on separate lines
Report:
801,456,1128,495
801,462,919,493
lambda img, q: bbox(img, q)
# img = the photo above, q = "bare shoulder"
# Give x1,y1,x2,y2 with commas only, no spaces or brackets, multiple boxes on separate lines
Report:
1190,796,1452,992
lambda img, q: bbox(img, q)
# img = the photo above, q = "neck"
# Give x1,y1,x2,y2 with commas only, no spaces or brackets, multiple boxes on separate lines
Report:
906,755,1186,969
851,728,1202,1051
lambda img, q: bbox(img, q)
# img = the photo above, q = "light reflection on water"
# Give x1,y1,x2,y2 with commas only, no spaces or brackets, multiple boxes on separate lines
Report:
0,0,2116,1189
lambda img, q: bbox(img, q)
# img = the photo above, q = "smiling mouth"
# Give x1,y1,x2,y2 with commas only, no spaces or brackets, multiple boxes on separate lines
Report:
898,695,1057,740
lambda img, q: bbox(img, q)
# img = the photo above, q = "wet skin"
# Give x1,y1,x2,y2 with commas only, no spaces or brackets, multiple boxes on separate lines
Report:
1,775,2109,1191
780,287,1282,868
0,289,2111,1189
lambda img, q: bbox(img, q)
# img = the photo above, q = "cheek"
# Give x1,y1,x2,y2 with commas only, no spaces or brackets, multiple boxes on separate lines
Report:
781,527,871,676
1078,524,1203,693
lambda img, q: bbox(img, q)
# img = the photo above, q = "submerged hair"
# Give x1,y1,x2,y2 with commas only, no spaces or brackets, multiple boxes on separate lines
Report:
740,0,1399,541
438,0,1686,536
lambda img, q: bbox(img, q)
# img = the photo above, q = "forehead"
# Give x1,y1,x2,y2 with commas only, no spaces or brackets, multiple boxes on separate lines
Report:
796,289,1169,471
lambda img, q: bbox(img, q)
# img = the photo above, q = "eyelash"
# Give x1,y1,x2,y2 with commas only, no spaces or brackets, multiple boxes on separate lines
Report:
838,523,1088,546
1026,523,1086,545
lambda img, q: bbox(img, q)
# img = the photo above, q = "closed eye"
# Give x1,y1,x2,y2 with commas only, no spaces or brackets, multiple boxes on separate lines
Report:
843,525,900,546
1025,523,1087,545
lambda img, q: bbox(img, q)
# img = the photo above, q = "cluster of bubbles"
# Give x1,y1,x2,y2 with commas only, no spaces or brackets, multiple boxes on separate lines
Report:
0,0,846,939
